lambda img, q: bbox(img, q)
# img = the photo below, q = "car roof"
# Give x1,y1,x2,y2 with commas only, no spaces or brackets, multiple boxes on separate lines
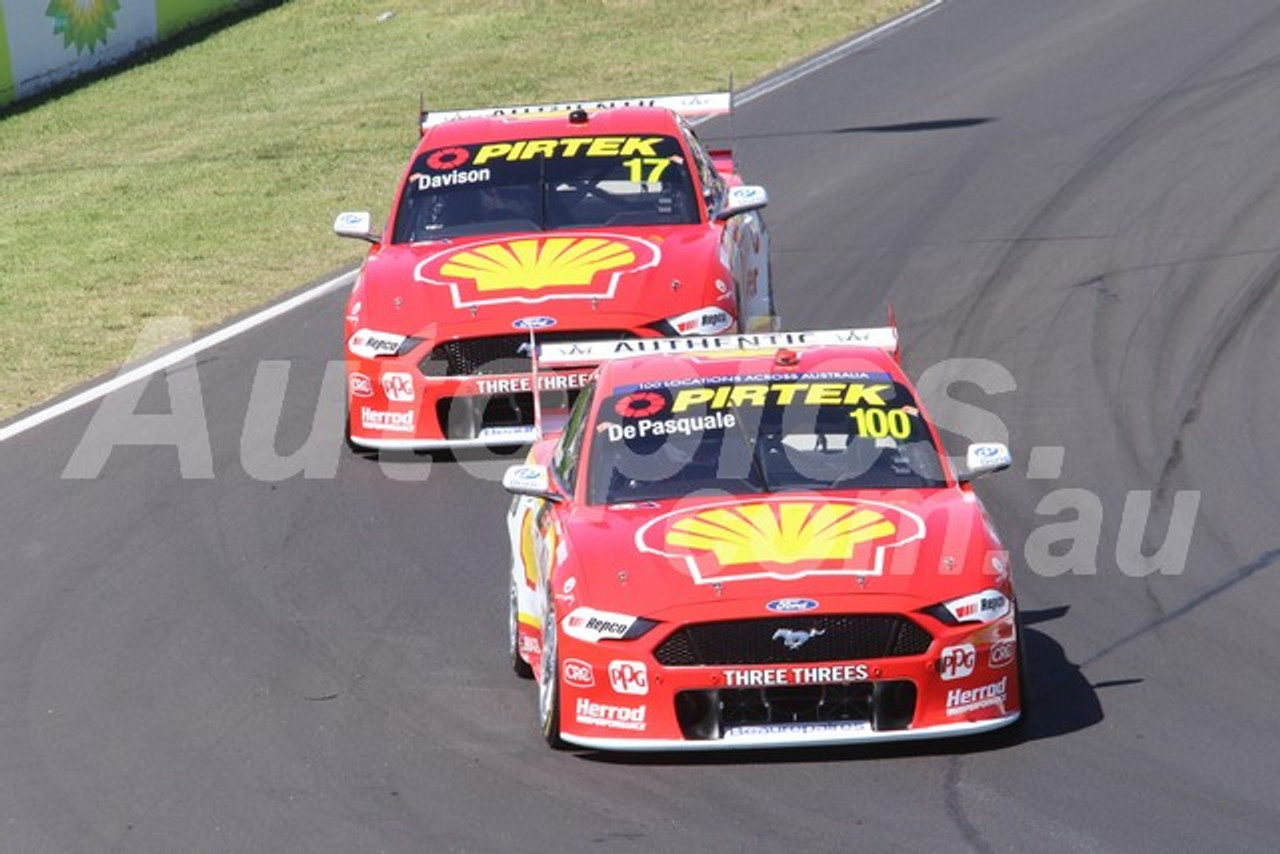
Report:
592,345,907,397
417,106,685,150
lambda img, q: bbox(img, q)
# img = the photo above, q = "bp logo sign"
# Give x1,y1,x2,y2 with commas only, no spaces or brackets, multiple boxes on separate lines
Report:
46,0,121,55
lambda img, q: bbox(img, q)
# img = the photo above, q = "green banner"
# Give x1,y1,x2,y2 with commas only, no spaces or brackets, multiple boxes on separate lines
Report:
156,0,244,40
0,0,252,107
0,6,13,107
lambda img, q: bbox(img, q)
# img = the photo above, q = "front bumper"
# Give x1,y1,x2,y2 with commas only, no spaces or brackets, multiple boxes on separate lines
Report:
544,609,1022,751
566,714,1019,752
347,358,596,450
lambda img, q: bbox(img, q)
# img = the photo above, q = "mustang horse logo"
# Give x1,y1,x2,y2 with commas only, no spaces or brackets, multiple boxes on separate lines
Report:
773,628,826,650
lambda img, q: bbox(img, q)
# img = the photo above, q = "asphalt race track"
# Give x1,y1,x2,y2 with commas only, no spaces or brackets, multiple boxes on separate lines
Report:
3,0,1279,850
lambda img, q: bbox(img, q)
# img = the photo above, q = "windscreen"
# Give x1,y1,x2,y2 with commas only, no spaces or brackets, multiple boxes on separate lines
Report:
392,134,698,243
585,371,947,505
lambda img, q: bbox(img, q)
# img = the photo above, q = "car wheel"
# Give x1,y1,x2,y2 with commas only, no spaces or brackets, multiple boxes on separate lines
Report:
765,257,778,324
1012,616,1030,731
343,402,365,454
510,577,533,679
980,620,1029,747
537,601,565,749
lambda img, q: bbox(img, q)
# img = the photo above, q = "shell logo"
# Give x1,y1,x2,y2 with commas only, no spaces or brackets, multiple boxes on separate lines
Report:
635,498,925,585
519,510,539,588
416,233,660,307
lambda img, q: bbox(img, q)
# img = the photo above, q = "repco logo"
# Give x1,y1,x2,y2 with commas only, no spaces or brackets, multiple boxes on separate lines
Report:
563,658,594,689
939,644,977,681
608,660,649,695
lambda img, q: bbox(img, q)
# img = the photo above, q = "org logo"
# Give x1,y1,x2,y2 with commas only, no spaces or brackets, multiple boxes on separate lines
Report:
563,659,594,689
989,640,1016,669
349,372,373,398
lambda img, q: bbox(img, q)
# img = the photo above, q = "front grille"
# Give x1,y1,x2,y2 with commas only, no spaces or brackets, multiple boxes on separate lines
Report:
653,615,932,666
721,683,873,726
421,330,637,377
674,680,918,739
436,393,537,439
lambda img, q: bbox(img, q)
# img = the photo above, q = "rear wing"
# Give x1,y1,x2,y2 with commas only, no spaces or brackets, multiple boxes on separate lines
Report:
420,91,731,134
537,327,900,368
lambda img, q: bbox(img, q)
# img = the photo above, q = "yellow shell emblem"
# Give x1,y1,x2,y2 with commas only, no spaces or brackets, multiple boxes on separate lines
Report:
666,502,897,567
418,234,660,307
519,510,539,587
441,237,634,292
636,498,926,585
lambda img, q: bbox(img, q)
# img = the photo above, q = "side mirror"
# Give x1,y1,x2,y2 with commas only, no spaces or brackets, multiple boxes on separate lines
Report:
959,443,1012,482
334,211,380,244
502,464,565,503
714,185,768,221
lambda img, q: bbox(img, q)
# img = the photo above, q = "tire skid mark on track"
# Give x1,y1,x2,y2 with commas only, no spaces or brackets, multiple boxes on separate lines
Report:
943,756,993,854
947,3,1280,360
1080,544,1280,669
1149,259,1280,507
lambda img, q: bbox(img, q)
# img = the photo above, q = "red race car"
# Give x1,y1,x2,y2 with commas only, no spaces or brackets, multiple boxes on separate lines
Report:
502,328,1022,750
334,93,772,450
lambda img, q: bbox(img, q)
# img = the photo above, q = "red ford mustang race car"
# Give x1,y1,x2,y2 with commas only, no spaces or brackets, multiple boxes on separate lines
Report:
334,92,773,450
502,329,1022,750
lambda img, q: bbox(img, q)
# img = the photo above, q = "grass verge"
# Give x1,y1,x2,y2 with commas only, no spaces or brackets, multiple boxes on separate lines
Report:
0,0,917,421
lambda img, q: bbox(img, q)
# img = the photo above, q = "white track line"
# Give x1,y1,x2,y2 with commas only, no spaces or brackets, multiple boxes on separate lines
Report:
0,270,356,443
0,2,943,445
737,0,945,104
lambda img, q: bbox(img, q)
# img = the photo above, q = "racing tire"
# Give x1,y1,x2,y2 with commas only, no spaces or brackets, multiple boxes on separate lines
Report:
1011,614,1030,732
344,403,357,451
766,258,779,326
537,601,565,749
343,402,367,454
510,577,533,679
976,617,1029,748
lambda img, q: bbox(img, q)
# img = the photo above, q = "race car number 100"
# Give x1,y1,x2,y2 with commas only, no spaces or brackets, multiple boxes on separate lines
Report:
850,407,911,439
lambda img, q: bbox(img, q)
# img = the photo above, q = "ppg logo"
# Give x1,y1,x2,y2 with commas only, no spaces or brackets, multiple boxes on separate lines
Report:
938,643,977,681
381,371,415,402
608,660,649,695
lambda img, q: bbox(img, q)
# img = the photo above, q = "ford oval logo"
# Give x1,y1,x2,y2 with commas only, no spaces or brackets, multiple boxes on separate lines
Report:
766,597,819,613
513,316,557,330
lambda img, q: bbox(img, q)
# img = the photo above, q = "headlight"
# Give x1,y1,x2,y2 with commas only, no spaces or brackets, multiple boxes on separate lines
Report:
561,607,658,643
923,589,1012,626
652,306,735,337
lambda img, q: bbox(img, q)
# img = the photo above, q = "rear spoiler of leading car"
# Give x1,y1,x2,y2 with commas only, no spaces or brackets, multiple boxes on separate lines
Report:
516,324,898,443
536,327,901,368
419,91,732,134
